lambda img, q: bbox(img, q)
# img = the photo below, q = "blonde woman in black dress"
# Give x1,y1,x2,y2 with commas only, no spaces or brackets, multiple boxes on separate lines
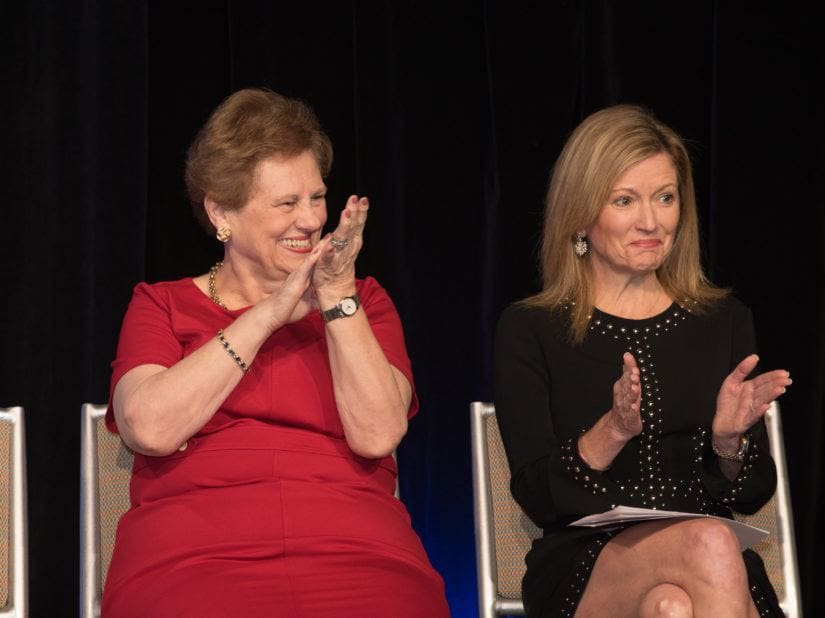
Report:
495,105,791,617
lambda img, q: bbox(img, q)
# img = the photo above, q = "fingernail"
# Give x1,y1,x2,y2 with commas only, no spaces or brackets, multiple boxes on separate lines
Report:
350,195,358,203
345,211,352,218
361,198,369,206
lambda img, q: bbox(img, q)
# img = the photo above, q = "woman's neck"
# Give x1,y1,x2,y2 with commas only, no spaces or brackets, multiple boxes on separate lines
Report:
591,272,672,320
209,257,287,309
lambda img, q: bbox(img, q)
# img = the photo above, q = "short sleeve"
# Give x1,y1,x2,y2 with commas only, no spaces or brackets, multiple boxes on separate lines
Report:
106,283,184,432
358,277,419,419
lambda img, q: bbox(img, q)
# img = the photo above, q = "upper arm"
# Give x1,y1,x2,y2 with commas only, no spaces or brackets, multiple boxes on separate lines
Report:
360,277,418,418
106,283,183,433
390,365,412,412
493,306,555,474
112,364,167,430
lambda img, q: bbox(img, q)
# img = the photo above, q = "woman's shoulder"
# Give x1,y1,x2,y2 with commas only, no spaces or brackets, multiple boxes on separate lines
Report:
497,300,569,339
688,294,751,323
128,277,201,310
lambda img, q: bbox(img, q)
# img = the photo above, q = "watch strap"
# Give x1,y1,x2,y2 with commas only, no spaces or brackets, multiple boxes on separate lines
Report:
321,293,361,323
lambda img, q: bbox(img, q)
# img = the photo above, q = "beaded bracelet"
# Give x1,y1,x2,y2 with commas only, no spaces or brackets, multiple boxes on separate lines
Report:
216,329,250,373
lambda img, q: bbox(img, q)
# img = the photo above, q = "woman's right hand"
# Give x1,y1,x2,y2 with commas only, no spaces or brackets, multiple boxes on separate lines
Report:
578,352,642,471
606,352,643,441
260,241,326,333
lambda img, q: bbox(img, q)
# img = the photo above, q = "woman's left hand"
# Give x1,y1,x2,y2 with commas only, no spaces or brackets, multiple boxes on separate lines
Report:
712,354,792,444
313,195,368,294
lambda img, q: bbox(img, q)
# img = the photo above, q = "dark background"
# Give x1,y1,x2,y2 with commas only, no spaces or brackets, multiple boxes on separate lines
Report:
2,2,823,616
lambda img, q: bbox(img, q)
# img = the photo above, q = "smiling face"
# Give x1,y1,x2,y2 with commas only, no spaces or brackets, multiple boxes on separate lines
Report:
585,152,680,282
213,150,327,283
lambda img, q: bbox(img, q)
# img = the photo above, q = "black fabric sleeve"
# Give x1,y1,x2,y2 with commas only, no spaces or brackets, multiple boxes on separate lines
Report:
493,305,620,529
699,303,777,514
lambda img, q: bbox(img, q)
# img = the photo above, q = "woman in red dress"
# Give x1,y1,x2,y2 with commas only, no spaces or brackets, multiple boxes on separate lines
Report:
102,88,449,618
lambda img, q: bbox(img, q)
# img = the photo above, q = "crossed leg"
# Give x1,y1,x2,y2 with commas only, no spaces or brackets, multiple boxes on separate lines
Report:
575,518,759,618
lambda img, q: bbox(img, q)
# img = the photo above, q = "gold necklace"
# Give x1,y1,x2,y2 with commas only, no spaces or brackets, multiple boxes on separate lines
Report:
208,261,227,309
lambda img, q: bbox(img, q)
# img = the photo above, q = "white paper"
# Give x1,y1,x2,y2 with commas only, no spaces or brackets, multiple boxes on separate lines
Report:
569,505,769,550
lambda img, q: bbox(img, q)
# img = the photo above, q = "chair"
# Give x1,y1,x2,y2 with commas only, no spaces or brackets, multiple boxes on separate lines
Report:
0,406,28,618
733,402,801,617
79,404,133,618
470,401,801,618
470,402,538,617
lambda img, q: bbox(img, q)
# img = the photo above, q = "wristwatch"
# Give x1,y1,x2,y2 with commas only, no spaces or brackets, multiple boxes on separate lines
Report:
321,294,361,323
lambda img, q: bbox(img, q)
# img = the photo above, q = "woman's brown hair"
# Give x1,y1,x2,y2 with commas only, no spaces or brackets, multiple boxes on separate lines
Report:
185,88,333,234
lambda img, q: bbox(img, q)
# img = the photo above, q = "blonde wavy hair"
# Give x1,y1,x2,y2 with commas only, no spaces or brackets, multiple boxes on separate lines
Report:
525,104,727,342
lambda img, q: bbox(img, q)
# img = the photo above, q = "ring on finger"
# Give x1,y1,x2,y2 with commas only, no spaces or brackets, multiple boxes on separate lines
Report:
330,236,349,251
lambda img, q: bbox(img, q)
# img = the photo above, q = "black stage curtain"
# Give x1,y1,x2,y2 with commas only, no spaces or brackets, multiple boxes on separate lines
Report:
2,2,823,616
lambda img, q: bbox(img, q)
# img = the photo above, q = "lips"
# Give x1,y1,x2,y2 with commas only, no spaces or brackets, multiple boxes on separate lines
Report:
630,239,662,249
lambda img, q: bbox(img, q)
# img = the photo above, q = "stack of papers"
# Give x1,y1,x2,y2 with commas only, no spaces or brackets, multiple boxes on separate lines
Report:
570,506,769,550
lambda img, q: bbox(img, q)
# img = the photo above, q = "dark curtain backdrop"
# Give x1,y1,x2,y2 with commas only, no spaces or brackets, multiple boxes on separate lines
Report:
2,2,823,616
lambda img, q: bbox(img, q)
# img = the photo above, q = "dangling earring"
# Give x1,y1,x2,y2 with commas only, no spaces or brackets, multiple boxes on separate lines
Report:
573,233,588,257
216,227,232,243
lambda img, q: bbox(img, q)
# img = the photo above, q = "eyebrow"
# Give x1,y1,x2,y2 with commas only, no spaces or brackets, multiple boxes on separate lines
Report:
610,182,677,195
270,186,327,203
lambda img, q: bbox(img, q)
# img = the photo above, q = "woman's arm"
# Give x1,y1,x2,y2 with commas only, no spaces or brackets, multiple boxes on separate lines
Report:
703,304,788,510
313,197,409,459
114,246,324,457
494,305,630,527
576,352,642,471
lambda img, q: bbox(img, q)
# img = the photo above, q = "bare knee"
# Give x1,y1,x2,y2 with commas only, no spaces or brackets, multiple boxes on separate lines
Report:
639,583,693,618
682,519,746,582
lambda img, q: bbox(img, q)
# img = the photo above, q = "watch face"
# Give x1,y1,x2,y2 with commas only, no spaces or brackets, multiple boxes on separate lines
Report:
340,297,358,316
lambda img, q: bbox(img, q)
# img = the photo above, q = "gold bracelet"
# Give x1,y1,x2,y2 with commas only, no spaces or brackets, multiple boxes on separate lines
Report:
712,434,750,463
216,329,250,373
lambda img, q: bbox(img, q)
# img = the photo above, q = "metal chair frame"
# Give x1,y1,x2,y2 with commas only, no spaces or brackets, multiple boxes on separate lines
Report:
80,403,133,618
471,401,528,617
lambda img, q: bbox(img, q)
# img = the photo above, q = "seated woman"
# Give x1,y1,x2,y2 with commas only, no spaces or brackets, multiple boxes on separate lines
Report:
494,105,791,617
103,88,449,618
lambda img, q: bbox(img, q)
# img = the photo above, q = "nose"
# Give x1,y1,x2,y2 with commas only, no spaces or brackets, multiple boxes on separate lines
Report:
635,200,658,232
294,200,324,233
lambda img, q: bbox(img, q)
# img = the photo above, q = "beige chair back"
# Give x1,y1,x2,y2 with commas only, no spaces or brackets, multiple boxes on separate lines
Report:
471,401,800,618
0,406,28,618
80,404,133,618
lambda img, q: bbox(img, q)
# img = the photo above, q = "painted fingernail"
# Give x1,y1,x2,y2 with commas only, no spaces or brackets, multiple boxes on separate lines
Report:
344,211,352,218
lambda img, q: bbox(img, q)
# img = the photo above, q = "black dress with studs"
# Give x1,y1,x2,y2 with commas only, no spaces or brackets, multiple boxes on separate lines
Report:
493,297,781,617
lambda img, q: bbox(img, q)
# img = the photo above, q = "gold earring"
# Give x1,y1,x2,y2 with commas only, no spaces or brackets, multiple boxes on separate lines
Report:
216,227,232,243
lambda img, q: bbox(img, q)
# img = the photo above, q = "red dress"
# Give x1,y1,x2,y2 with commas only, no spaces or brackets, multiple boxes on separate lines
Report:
102,277,449,618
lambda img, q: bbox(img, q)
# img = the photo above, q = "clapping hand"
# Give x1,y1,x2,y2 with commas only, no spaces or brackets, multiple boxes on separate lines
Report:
313,195,368,293
261,242,325,332
712,354,791,443
607,352,644,440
